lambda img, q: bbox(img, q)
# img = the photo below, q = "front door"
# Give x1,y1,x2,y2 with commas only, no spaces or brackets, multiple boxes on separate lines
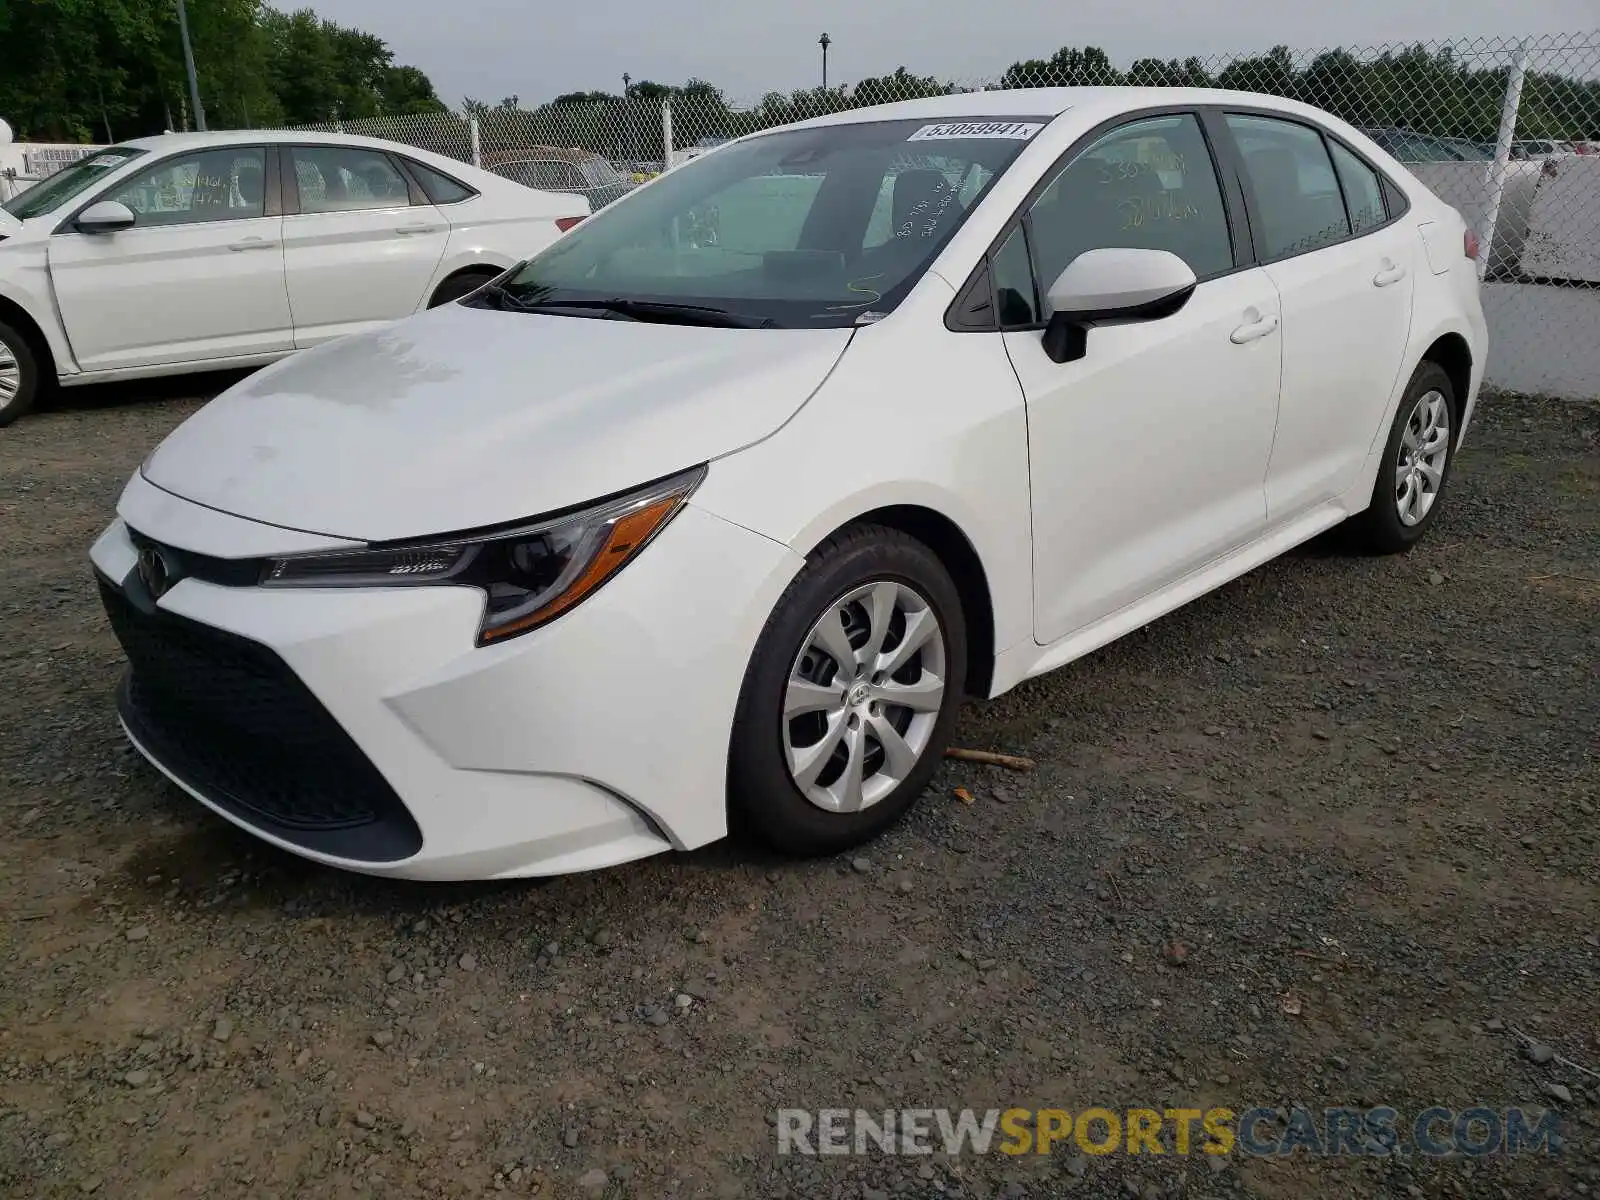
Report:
49,145,292,371
999,112,1283,645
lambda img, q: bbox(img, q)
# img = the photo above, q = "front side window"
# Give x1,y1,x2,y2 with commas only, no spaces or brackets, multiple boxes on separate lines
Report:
109,148,267,227
1026,113,1234,291
291,146,411,213
1227,114,1351,259
5,147,146,220
497,117,1047,328
991,225,1038,327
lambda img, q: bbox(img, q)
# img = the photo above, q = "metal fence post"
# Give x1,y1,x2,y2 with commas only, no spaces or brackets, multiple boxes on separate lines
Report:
661,97,674,172
1478,39,1529,279
469,116,482,168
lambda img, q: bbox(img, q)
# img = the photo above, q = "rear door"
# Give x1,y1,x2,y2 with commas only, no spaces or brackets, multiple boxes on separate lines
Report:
1222,113,1417,519
281,143,450,348
48,144,291,370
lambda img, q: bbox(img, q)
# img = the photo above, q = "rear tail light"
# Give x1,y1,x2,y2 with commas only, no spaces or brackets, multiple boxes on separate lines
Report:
1463,228,1481,260
555,216,586,232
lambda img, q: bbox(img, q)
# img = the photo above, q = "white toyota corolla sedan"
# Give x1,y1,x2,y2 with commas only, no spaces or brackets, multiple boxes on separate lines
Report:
90,88,1487,880
0,130,587,424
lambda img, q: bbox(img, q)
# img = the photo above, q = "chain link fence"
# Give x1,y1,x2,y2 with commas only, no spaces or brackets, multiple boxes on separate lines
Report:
258,31,1599,396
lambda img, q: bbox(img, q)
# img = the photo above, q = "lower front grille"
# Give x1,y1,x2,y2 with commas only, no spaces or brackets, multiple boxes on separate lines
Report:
99,574,423,863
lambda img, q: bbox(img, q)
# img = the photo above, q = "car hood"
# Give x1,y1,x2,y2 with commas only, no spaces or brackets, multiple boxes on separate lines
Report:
141,303,853,542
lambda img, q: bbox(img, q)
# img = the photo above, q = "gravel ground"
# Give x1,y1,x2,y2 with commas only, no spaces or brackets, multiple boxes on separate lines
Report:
1,380,1596,1200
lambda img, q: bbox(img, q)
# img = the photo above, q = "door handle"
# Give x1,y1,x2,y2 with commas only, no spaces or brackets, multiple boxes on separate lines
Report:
395,224,439,235
1373,261,1408,287
1230,313,1279,344
228,237,275,252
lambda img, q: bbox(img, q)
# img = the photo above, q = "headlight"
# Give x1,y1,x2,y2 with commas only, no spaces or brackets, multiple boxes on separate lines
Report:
262,466,705,645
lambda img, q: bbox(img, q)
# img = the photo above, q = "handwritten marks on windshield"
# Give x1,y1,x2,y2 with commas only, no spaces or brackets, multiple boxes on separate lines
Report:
823,274,886,315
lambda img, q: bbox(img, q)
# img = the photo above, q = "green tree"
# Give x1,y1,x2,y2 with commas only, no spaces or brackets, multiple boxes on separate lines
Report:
851,66,948,110
0,0,444,140
1001,46,1122,89
380,66,446,116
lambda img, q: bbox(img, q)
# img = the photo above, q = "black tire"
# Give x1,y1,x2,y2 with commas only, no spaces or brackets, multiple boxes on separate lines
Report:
427,269,500,308
0,318,42,428
1345,361,1459,555
729,524,967,857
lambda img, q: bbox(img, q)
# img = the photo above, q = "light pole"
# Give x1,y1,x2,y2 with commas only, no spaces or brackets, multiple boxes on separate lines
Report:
622,73,632,164
819,33,831,91
175,0,207,131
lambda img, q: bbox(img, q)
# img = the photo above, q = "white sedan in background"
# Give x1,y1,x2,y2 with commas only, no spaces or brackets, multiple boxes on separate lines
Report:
91,88,1486,881
0,130,588,424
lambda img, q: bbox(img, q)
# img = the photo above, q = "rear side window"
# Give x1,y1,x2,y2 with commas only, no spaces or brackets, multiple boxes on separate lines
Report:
1329,141,1387,234
1026,113,1234,287
522,161,584,191
406,160,476,204
291,146,412,213
1226,114,1351,259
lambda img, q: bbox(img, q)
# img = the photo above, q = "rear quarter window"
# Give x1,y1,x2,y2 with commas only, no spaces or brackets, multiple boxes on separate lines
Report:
405,160,477,205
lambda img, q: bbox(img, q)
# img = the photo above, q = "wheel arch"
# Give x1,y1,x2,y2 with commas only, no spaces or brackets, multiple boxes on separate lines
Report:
798,503,997,699
1418,330,1473,440
0,292,59,380
426,262,509,308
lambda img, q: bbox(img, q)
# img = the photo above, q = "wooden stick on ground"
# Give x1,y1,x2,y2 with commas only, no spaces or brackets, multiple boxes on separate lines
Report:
944,748,1037,771
1528,572,1600,585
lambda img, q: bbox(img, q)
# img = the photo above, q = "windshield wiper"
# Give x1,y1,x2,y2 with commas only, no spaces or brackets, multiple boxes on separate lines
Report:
584,299,776,329
490,293,774,328
467,280,574,314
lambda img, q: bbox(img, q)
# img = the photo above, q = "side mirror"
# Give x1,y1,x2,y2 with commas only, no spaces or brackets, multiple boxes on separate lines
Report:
1041,247,1198,364
76,200,137,234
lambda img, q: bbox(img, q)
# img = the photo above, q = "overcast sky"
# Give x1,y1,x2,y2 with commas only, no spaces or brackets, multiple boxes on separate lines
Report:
307,0,1600,108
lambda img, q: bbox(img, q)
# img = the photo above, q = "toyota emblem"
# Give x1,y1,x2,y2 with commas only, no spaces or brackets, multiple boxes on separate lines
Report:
136,545,172,599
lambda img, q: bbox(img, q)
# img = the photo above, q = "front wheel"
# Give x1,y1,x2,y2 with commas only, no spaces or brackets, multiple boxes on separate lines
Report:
1345,361,1458,554
729,525,967,856
0,319,42,428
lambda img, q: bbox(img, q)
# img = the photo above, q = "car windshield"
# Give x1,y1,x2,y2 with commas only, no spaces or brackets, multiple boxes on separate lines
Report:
496,117,1049,328
581,158,627,187
2,146,146,219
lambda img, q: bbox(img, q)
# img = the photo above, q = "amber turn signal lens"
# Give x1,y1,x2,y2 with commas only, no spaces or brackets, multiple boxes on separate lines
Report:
477,494,682,642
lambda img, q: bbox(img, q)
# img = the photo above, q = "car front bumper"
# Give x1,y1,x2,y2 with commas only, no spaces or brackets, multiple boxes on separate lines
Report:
90,477,800,880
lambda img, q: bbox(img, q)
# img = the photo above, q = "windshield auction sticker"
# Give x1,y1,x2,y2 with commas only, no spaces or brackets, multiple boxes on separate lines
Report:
906,121,1045,142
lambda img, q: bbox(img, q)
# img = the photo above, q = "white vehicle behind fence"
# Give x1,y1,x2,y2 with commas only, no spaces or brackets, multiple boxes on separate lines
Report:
0,130,590,425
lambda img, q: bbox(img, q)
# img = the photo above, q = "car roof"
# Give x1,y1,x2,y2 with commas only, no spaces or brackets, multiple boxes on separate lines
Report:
115,129,459,157
482,146,606,167
786,85,1344,129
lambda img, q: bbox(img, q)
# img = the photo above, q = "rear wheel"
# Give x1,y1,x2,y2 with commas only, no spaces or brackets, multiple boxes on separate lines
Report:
427,269,499,308
0,319,42,428
729,525,966,856
1345,361,1458,554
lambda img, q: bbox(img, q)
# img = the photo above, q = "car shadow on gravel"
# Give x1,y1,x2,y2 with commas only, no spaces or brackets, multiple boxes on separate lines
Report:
39,368,257,417
109,782,767,920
